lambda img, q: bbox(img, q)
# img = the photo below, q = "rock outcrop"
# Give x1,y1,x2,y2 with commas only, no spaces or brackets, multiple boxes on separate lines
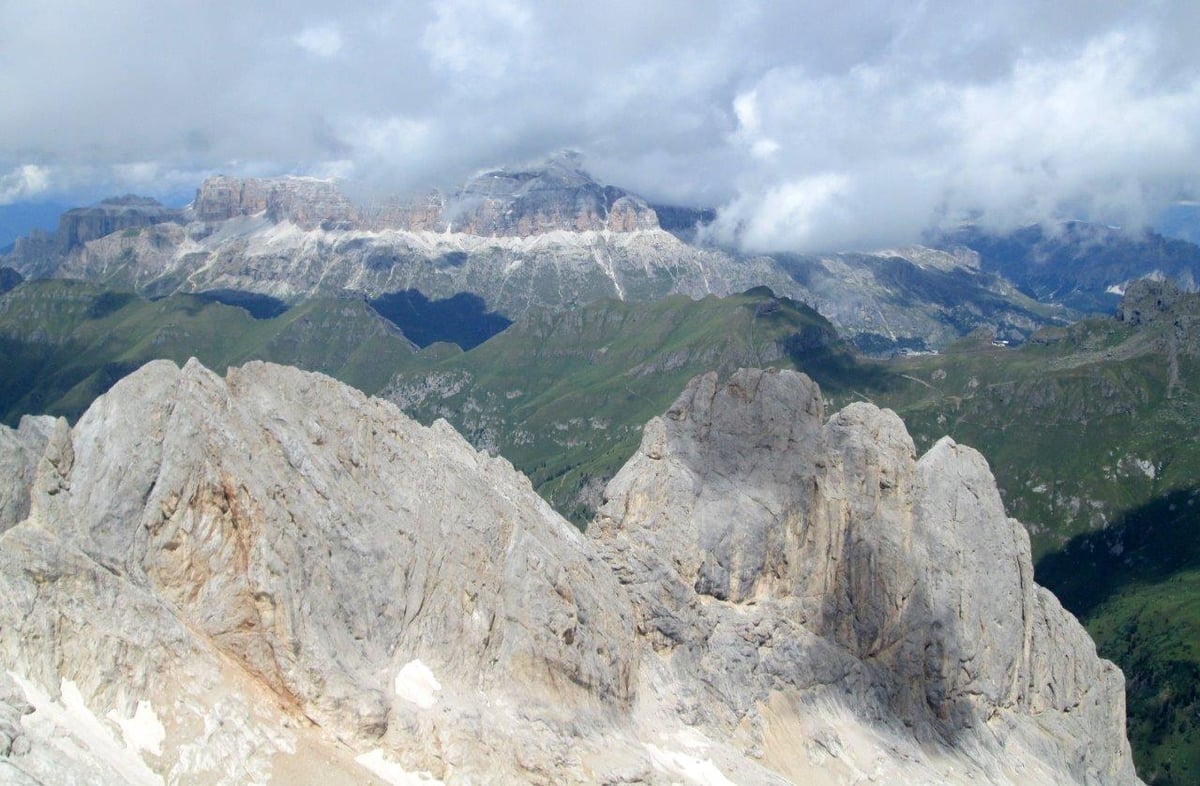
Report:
0,364,1140,782
189,153,658,238
444,152,658,236
54,196,183,252
2,359,639,783
590,368,1139,784
194,175,357,229
1116,277,1199,326
0,414,55,533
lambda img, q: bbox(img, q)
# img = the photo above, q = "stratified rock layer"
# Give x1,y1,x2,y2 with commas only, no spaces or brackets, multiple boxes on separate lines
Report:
0,362,1141,784
1,156,1055,350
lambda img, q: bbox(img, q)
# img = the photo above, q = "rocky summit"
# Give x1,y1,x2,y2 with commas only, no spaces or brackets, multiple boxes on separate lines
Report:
2,156,1063,351
0,360,1139,784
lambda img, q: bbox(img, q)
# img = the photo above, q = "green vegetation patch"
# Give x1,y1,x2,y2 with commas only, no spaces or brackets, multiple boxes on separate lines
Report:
384,288,865,523
0,280,421,423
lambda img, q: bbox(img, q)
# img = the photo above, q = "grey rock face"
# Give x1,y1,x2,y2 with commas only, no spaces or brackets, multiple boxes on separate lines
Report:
190,154,658,238
445,152,659,236
0,414,56,533
194,175,357,229
0,361,1141,784
592,368,1140,784
4,359,640,783
1116,276,1197,325
0,158,1062,349
55,196,183,252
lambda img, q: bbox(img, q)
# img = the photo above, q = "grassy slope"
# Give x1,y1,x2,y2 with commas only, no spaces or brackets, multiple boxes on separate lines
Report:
385,288,868,522
0,280,422,423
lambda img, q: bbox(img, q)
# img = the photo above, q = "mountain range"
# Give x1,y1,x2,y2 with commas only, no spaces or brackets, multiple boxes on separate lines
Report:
4,154,1200,782
0,360,1140,784
16,154,1194,354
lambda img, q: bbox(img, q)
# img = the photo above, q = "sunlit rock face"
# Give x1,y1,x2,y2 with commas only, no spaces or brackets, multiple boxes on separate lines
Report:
2,155,1060,351
0,361,1141,784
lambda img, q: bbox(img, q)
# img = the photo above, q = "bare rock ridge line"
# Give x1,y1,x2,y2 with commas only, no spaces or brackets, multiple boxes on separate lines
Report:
2,154,1060,351
1,359,637,784
191,153,659,236
591,368,1138,783
5,160,782,317
0,360,1140,783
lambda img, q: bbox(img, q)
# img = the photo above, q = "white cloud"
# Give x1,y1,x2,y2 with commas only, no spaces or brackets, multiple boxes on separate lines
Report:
710,25,1200,251
720,173,852,250
421,0,534,76
0,1,1197,250
293,23,344,58
0,165,51,205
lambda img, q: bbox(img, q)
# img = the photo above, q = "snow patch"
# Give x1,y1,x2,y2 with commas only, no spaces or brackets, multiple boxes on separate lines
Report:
1122,457,1157,479
108,700,166,756
644,743,736,786
591,245,626,300
356,749,444,785
9,673,164,786
1106,283,1127,296
394,660,441,708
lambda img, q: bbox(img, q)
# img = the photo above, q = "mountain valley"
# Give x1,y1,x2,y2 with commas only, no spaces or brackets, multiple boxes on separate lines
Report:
3,162,1200,783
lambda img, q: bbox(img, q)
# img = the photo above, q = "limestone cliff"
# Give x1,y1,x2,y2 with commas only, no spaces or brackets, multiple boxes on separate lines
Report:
0,159,1054,349
0,361,1141,784
55,196,183,252
0,414,54,533
188,154,657,237
194,175,356,229
592,368,1138,783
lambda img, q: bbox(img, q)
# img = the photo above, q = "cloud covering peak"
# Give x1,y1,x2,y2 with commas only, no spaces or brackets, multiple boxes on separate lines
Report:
3,1,1198,251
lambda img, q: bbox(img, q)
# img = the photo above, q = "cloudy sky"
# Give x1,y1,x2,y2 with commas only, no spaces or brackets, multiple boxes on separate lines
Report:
2,0,1198,251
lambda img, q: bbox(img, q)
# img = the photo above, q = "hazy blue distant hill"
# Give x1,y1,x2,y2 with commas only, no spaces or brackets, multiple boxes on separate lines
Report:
939,221,1200,313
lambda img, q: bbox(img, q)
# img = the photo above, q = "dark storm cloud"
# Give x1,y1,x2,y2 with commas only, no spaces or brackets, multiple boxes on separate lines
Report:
2,1,1198,251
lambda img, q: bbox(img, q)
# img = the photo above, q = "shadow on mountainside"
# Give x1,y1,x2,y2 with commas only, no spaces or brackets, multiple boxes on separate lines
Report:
0,335,139,425
1036,486,1200,619
1036,486,1200,786
192,289,289,319
369,289,512,350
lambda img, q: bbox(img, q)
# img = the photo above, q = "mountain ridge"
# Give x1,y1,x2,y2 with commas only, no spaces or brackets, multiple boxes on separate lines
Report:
0,358,1141,783
3,157,1090,352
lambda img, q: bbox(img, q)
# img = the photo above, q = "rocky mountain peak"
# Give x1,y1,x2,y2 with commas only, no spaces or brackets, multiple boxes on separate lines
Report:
0,359,1144,783
470,149,592,187
1116,276,1197,325
593,367,1140,783
188,155,659,237
54,195,182,252
445,151,658,235
3,358,638,782
192,175,355,229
